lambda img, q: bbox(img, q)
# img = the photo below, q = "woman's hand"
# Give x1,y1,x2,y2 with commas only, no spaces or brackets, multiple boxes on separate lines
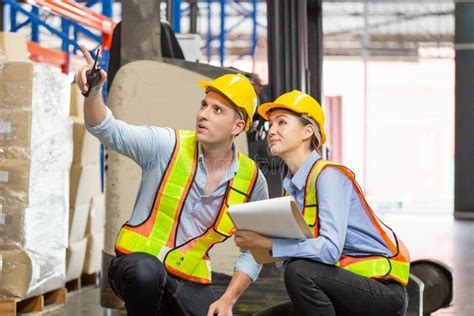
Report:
234,230,272,250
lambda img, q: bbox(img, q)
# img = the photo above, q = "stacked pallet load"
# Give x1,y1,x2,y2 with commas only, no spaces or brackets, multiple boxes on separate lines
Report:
66,84,104,290
0,55,72,310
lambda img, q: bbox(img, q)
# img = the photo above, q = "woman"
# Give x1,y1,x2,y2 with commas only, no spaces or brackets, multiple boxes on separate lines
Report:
234,90,410,316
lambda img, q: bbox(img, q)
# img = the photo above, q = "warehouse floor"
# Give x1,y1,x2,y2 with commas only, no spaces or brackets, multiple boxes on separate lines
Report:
44,212,473,316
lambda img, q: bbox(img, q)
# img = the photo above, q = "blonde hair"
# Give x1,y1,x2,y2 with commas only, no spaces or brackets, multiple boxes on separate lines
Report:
298,116,322,155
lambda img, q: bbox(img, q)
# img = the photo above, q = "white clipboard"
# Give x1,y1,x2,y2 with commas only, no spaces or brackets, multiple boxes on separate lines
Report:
228,196,313,264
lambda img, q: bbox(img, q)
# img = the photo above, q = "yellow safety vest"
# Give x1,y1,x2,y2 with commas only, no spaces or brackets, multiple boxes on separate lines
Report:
115,130,258,284
301,159,410,286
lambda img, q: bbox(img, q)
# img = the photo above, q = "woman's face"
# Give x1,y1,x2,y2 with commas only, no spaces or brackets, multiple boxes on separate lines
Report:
267,109,313,157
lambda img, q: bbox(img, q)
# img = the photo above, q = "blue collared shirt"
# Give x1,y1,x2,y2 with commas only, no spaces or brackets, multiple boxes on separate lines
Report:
272,151,392,264
86,107,268,281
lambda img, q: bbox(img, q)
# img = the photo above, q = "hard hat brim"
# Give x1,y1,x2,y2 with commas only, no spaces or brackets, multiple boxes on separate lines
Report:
258,102,298,120
199,79,209,91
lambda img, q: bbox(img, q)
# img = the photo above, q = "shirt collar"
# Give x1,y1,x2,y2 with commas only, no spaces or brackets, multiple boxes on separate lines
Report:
283,150,321,191
198,142,239,182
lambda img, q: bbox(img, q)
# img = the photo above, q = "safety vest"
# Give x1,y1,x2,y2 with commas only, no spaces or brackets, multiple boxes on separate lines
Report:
115,130,258,284
300,159,410,285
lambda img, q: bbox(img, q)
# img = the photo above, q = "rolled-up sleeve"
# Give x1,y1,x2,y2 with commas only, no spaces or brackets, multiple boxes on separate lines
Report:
233,170,268,281
234,250,262,282
85,106,174,167
272,167,352,264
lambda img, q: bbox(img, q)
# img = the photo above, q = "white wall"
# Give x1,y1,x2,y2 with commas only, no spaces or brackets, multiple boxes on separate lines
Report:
324,58,454,212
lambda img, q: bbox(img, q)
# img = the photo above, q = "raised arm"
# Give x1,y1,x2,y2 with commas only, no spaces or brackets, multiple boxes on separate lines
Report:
74,45,174,166
74,45,107,127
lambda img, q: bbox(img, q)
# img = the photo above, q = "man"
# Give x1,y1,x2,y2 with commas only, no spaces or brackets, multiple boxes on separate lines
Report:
75,46,268,316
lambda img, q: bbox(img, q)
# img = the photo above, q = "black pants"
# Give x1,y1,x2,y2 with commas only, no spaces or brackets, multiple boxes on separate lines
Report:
283,259,408,316
108,252,217,316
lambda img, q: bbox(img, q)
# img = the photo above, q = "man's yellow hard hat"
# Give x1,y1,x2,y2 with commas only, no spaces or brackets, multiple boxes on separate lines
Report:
258,90,326,145
199,73,257,132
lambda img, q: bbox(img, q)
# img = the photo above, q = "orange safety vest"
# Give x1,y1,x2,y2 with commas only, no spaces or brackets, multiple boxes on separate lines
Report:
115,130,258,284
298,159,410,285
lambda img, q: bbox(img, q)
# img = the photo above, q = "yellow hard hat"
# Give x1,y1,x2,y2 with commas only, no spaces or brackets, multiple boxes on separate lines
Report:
258,90,326,144
199,73,257,132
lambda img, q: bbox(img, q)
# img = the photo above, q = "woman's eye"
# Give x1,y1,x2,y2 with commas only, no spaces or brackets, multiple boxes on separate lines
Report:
215,107,222,113
279,121,286,125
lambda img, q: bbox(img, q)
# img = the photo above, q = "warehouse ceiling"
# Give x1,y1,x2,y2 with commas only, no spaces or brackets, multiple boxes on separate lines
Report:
6,0,455,60
323,1,453,58
199,0,454,60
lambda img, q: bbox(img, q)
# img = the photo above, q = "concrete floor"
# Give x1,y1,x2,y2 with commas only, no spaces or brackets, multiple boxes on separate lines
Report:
43,212,473,315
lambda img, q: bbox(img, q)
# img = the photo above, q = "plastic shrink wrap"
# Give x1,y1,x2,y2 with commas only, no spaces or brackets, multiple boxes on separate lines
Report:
0,62,72,299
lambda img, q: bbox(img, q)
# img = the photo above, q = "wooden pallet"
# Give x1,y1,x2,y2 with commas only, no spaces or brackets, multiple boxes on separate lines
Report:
66,272,99,293
0,287,67,315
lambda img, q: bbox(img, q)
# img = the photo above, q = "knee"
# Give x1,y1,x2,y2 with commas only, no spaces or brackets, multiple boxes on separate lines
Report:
284,260,308,290
131,253,165,286
284,259,332,290
118,252,166,292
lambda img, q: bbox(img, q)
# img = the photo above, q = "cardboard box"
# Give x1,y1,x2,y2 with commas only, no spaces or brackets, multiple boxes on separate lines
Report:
0,62,71,299
66,238,88,282
0,32,29,62
71,116,100,165
0,158,30,196
0,245,32,298
86,194,105,235
70,162,101,209
69,202,90,244
0,204,26,246
82,233,104,275
0,109,33,158
70,84,85,117
0,62,33,109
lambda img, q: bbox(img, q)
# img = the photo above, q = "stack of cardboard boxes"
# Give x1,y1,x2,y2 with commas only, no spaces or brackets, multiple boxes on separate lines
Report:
0,32,105,300
67,84,105,282
0,57,72,298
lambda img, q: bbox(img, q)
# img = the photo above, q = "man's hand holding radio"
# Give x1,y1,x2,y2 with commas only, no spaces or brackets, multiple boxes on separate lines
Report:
75,45,108,126
75,45,107,98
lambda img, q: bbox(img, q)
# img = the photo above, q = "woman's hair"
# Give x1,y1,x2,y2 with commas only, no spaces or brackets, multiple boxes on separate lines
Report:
298,116,322,155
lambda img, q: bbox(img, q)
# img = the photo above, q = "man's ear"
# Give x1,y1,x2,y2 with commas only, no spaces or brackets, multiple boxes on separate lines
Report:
232,119,246,136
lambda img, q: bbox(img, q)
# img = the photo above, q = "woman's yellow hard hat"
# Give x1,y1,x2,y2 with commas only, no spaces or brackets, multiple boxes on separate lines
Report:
258,90,326,144
199,73,257,132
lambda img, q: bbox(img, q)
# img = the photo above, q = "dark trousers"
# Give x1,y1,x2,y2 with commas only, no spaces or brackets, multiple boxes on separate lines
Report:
108,252,217,316
283,259,408,316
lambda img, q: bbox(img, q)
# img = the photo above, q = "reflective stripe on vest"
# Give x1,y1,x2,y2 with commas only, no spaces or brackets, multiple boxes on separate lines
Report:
115,130,258,284
305,160,410,285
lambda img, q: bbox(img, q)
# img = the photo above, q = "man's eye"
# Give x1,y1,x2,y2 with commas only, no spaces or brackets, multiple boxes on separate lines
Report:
279,121,286,125
215,107,222,113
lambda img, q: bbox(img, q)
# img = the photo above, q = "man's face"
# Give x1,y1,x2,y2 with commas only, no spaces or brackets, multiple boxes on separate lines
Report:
195,91,245,145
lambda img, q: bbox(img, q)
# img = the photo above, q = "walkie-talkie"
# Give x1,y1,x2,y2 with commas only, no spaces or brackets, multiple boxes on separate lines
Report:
83,48,102,97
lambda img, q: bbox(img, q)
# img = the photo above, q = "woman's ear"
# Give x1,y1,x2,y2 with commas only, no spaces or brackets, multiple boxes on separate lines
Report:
303,124,314,142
